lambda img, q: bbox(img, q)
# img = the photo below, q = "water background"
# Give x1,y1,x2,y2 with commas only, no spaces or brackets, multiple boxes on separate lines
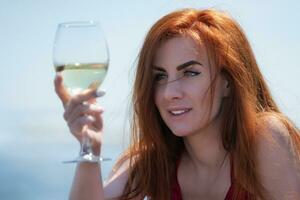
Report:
0,110,126,200
0,137,122,199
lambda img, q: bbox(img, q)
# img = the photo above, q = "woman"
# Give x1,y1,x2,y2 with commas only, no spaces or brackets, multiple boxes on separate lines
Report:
54,9,300,200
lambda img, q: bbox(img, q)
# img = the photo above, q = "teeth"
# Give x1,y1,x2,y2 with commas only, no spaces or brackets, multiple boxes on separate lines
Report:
171,110,185,115
170,109,190,115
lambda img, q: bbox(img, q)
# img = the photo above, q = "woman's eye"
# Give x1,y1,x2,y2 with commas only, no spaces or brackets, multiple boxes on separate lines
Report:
184,70,200,77
154,73,167,82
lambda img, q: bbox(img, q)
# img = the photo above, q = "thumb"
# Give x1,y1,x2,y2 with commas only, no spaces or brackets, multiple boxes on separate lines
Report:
54,73,71,106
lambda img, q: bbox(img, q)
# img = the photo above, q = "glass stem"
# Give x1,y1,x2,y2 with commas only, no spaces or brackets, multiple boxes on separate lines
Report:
80,125,94,156
80,136,93,156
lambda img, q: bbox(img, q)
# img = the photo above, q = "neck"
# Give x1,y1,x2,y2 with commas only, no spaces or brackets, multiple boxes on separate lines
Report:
183,116,228,171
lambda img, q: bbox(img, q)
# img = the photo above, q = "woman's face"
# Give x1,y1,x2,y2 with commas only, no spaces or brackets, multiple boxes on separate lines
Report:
153,36,229,137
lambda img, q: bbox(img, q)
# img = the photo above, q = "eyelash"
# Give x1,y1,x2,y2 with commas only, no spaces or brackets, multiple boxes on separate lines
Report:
153,70,201,82
154,74,167,82
184,70,201,77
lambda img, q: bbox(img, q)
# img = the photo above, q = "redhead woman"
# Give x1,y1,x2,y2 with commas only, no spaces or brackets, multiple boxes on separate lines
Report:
54,9,300,200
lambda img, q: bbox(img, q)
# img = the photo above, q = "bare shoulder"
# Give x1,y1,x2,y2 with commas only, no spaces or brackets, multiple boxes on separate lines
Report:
256,113,296,165
256,114,291,143
256,114,300,199
103,159,130,199
103,157,143,200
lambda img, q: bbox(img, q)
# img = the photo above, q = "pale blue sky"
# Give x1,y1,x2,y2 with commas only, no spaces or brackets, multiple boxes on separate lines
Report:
0,0,299,144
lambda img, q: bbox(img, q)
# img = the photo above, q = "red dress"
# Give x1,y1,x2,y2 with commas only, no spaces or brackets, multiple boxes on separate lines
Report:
171,157,253,200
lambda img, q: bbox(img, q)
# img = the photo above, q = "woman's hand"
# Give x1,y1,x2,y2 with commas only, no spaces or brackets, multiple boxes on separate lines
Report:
54,73,105,155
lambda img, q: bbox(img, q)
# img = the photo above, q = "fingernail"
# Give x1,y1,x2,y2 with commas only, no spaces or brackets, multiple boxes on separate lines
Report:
89,104,100,110
95,90,106,97
87,115,96,122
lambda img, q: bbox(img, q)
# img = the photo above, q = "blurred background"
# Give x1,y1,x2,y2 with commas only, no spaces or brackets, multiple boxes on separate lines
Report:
0,0,299,199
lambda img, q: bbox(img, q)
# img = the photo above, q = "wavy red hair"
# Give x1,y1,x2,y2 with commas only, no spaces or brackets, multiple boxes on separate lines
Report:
114,8,300,200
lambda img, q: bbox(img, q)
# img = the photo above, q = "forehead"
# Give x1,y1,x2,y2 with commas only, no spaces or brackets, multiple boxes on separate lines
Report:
153,36,208,68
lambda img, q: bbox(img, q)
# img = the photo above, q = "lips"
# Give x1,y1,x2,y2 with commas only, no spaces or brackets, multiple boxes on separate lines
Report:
168,107,192,116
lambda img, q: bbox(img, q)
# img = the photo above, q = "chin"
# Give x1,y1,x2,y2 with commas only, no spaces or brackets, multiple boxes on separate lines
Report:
170,127,194,137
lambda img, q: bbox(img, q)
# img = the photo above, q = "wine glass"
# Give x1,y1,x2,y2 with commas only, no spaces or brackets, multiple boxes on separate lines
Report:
53,21,111,163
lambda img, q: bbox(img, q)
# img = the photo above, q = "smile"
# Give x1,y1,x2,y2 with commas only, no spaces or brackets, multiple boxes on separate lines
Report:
169,108,192,116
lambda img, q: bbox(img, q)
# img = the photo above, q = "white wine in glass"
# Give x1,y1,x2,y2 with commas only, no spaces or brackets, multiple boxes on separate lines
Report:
53,21,111,163
55,63,108,94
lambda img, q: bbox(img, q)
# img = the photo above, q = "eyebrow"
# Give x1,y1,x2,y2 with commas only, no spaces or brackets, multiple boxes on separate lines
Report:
153,60,203,72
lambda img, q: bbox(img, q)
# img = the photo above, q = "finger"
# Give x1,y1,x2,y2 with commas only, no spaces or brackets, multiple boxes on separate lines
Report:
87,98,97,104
65,89,105,117
54,73,71,106
75,89,105,104
85,128,102,155
66,103,104,125
93,110,104,130
68,115,96,138
65,103,103,123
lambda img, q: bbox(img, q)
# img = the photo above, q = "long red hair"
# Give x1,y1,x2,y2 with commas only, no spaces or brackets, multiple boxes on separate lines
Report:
114,9,300,200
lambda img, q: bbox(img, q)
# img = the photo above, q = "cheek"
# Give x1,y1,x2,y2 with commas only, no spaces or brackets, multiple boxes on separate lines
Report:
186,79,210,105
190,81,223,120
154,87,162,109
207,82,226,117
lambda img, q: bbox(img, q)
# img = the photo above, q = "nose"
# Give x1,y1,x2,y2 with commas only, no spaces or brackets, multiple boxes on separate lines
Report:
162,79,184,101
